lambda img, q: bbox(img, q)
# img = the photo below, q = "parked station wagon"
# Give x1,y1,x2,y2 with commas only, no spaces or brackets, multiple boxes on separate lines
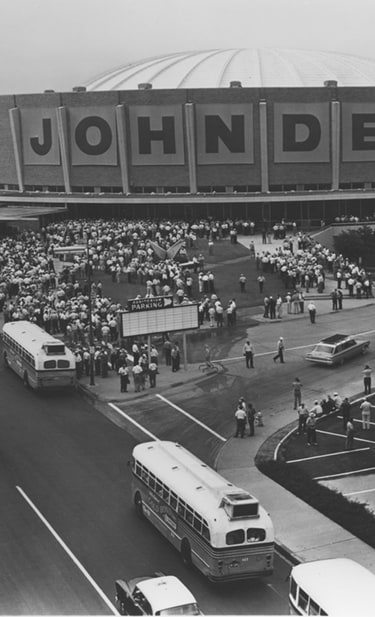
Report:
115,573,202,615
305,333,370,366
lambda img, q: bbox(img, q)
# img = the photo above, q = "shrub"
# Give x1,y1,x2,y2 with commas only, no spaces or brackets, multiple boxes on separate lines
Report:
258,460,375,547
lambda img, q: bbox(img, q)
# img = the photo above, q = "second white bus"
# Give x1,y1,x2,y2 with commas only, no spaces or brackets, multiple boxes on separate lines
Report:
289,557,375,616
131,441,274,582
2,320,76,389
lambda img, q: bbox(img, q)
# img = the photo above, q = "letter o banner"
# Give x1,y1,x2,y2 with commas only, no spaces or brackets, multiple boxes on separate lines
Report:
75,116,112,155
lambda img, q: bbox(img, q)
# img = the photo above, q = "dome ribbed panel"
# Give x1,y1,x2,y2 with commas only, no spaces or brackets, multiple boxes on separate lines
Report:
85,48,375,90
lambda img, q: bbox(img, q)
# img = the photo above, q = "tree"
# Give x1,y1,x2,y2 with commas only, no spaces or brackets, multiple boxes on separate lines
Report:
334,226,375,266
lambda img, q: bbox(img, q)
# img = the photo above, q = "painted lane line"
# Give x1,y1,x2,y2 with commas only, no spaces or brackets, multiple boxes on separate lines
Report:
274,425,298,461
108,403,158,440
287,447,370,464
317,429,375,444
16,486,119,615
156,394,226,442
344,487,375,497
337,416,375,427
315,465,375,481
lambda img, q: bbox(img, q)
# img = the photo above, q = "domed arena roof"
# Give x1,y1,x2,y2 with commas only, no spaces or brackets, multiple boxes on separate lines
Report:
85,48,375,90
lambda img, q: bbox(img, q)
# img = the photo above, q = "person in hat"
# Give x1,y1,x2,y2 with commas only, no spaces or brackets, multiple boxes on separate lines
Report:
306,412,318,446
273,336,285,363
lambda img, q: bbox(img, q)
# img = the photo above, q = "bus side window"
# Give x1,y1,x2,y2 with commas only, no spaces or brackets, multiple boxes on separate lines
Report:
162,484,169,500
155,480,163,495
309,599,320,615
149,473,156,490
193,515,202,533
185,505,194,524
290,578,297,600
298,588,309,613
178,499,186,517
170,492,178,510
202,523,210,541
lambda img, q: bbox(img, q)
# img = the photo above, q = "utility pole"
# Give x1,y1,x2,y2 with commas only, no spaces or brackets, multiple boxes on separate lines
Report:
87,239,95,386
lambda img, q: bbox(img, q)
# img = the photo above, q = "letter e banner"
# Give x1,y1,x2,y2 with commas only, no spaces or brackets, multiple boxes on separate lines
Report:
342,103,375,162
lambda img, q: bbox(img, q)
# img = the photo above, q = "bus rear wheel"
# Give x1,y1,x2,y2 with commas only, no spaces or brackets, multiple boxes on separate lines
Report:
23,372,29,388
134,492,144,518
181,539,192,568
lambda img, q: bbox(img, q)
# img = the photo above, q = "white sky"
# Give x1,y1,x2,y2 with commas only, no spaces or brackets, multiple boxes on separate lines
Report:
1,0,375,94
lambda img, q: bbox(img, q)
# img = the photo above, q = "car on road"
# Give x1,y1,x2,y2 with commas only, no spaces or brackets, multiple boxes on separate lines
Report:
305,333,370,366
115,573,202,615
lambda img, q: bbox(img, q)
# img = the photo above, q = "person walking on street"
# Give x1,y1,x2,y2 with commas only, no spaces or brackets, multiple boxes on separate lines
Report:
345,418,355,450
148,361,158,388
118,364,129,392
247,403,256,436
257,274,265,293
360,396,375,430
292,377,302,409
306,412,318,446
273,337,285,363
234,404,247,438
307,301,317,323
340,397,352,431
363,364,372,395
239,273,246,292
243,339,254,368
297,403,308,435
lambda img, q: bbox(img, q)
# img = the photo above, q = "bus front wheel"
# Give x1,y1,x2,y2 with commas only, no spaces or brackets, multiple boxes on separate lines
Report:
134,492,144,518
3,352,9,368
23,372,29,388
181,539,192,568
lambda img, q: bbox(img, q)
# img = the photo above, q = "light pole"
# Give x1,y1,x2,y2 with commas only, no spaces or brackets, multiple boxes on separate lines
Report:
86,238,95,386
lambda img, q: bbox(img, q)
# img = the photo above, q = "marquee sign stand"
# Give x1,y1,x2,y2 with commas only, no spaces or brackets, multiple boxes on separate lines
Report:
121,297,199,371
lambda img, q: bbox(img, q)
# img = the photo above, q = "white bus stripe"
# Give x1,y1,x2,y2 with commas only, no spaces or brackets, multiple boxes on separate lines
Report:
156,394,226,442
108,403,158,440
16,486,119,615
287,447,370,464
315,466,375,481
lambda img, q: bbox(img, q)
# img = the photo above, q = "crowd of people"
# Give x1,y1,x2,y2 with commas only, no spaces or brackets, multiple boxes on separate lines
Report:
0,217,266,383
0,215,373,386
293,366,373,449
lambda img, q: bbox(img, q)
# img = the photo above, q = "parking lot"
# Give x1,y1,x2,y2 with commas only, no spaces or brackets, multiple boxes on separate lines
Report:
281,396,375,512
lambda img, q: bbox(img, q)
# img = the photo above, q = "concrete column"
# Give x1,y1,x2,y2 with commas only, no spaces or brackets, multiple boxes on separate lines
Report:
116,104,130,193
8,108,24,191
184,103,197,194
259,101,269,193
56,106,71,193
331,101,340,191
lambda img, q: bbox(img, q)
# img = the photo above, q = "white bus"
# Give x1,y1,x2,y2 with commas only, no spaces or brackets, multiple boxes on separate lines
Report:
289,558,375,616
2,321,76,389
130,441,274,582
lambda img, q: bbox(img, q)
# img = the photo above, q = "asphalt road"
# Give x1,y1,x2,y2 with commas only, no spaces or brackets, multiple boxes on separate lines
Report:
1,304,375,615
0,359,291,615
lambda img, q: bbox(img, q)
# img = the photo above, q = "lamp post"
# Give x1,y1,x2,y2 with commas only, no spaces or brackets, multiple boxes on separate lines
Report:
86,239,95,386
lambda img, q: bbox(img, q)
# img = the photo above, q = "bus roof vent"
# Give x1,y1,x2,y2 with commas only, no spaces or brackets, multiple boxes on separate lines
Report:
221,491,259,519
